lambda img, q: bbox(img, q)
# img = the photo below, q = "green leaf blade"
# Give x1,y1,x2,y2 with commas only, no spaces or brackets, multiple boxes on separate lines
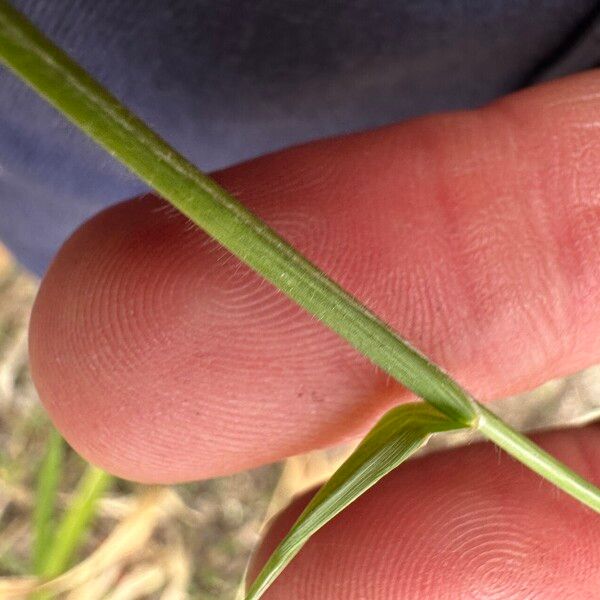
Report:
246,403,466,599
33,428,64,574
39,465,111,579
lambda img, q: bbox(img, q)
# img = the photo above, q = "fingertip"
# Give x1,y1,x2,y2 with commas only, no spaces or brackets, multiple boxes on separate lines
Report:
29,70,600,482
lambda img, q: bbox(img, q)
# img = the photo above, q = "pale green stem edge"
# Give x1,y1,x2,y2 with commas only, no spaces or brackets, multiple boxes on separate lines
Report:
0,0,599,515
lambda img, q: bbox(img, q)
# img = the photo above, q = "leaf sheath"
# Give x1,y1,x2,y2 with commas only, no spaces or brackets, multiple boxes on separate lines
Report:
0,0,476,426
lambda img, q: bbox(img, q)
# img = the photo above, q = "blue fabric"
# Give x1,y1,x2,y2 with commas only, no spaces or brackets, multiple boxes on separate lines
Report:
1,0,600,275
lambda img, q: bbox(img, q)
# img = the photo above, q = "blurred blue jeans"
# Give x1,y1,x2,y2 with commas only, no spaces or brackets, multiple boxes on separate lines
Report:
1,0,599,274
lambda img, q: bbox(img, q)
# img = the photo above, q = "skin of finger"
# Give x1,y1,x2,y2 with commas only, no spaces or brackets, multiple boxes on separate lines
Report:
250,426,600,599
29,70,600,482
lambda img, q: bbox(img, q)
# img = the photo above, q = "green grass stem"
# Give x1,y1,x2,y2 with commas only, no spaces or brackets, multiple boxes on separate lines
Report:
477,403,600,512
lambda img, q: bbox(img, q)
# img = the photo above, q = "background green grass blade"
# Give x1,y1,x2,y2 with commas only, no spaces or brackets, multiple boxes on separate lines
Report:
32,427,63,574
0,0,476,426
246,403,466,599
38,465,112,579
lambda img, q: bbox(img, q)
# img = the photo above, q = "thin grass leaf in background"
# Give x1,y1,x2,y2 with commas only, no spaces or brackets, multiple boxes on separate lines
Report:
247,403,466,599
33,427,63,574
39,466,112,579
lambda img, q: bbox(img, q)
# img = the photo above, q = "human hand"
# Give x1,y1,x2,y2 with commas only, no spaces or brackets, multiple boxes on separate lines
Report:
29,71,600,597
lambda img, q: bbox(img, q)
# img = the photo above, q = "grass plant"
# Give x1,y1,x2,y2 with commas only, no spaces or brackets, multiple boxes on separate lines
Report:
0,2,598,597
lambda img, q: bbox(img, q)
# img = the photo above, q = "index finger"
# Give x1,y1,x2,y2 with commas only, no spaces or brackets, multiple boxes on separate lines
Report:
30,70,600,482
